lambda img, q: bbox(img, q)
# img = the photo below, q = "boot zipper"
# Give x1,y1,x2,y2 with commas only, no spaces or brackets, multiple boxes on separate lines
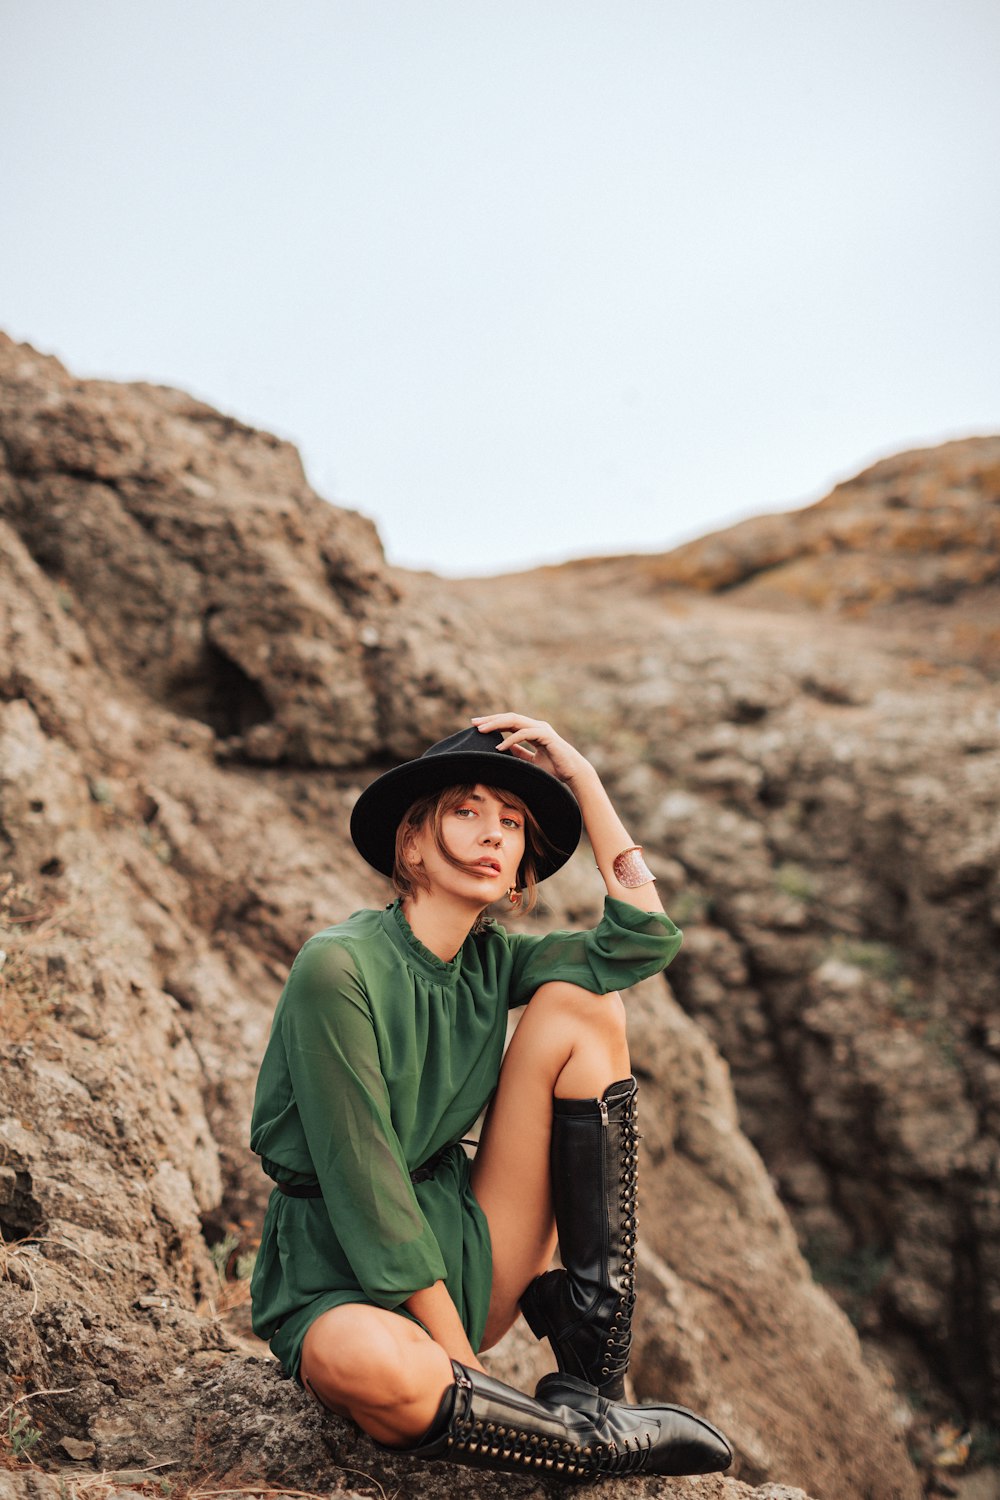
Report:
454,1367,474,1420
599,1096,611,1334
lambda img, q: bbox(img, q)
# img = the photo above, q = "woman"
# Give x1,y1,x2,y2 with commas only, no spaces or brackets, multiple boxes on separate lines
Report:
250,713,732,1480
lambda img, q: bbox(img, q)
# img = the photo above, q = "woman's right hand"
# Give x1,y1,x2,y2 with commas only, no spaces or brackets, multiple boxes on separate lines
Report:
470,712,595,788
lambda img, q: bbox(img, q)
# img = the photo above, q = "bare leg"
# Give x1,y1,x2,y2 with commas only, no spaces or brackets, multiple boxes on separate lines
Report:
301,1304,732,1480
301,1303,453,1446
471,981,629,1350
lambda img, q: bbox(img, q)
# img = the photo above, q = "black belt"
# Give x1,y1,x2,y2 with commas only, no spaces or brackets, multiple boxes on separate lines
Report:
275,1140,466,1198
275,1179,323,1198
409,1141,456,1184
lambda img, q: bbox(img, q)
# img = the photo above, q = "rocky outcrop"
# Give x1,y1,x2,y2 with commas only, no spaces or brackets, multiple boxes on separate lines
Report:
0,333,510,766
465,475,1000,1451
0,335,939,1499
623,978,915,1497
585,436,1000,614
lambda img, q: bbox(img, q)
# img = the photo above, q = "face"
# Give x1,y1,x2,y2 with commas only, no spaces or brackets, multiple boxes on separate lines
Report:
406,785,527,906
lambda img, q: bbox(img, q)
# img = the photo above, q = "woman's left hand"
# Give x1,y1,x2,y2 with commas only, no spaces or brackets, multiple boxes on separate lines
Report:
470,713,595,786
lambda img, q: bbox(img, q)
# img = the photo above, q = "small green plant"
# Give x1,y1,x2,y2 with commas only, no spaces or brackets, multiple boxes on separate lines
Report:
822,937,903,983
208,1231,240,1282
207,1233,256,1285
139,825,173,864
6,1407,42,1459
774,862,816,903
234,1249,257,1281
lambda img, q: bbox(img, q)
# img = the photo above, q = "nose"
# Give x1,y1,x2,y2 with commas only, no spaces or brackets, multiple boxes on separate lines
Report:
480,822,503,847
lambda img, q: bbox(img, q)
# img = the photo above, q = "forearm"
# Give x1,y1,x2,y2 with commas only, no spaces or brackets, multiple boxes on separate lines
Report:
565,762,664,915
404,1280,484,1370
468,712,663,915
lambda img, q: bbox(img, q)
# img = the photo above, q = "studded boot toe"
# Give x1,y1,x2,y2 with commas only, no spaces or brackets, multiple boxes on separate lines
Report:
408,1360,732,1480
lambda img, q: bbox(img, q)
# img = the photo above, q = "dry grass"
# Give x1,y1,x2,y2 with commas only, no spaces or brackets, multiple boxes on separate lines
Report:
195,1230,258,1322
0,1385,76,1469
0,1233,42,1316
0,1459,392,1500
196,1275,253,1319
63,1476,387,1500
0,1396,392,1498
0,873,78,1042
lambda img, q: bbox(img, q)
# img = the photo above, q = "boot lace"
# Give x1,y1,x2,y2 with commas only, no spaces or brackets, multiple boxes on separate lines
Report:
600,1092,640,1385
450,1413,593,1478
594,1431,654,1476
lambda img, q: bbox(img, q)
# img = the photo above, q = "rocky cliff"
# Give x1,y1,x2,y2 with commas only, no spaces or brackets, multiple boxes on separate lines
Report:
1,332,986,1499
462,436,1000,1458
601,436,1000,616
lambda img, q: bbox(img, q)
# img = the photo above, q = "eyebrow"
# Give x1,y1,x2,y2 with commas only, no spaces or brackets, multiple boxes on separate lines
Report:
467,791,522,814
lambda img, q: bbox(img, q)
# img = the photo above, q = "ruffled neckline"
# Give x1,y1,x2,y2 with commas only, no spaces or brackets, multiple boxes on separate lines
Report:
379,898,470,982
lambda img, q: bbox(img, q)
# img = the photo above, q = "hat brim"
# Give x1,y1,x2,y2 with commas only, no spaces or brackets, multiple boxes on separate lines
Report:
350,751,582,882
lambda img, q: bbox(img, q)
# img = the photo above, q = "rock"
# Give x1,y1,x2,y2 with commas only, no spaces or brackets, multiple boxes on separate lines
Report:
79,1354,816,1500
0,332,960,1499
56,1436,95,1460
0,332,511,768
615,436,1000,618
458,496,1000,1448
625,978,919,1500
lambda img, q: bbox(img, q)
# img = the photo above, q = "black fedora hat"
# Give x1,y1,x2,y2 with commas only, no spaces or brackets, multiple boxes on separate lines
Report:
350,727,582,881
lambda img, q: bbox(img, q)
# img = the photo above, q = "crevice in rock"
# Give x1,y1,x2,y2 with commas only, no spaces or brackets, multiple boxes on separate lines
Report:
166,639,272,739
0,1159,43,1241
949,1199,996,1417
680,875,997,1423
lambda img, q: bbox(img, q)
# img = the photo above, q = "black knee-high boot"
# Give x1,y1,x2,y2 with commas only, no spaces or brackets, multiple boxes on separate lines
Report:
520,1075,640,1400
406,1359,732,1480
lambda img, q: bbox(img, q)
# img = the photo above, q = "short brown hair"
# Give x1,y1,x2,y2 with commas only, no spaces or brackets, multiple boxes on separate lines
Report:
392,783,553,916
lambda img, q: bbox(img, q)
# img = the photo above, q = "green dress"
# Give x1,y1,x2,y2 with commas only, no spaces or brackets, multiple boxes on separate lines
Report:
249,895,682,1379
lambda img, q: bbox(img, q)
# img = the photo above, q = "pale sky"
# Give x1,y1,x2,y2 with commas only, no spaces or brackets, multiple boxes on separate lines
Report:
2,1,998,575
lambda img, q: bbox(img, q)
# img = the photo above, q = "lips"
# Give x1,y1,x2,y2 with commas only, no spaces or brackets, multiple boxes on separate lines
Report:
472,857,502,875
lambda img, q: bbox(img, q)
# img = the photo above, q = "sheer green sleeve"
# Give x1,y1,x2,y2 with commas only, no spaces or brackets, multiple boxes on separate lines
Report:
280,936,448,1309
506,895,683,1009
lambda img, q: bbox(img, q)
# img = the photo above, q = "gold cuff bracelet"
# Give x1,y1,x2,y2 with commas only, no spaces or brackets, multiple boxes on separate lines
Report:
612,845,655,888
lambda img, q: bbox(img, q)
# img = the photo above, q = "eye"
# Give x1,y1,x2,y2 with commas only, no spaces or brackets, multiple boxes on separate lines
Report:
501,816,522,829
453,806,476,818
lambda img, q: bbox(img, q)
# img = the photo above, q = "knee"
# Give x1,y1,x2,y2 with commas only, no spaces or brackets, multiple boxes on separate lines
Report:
304,1309,425,1408
530,981,627,1044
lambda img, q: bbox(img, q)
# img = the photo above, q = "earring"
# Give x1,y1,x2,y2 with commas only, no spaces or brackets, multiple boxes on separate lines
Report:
507,886,522,906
